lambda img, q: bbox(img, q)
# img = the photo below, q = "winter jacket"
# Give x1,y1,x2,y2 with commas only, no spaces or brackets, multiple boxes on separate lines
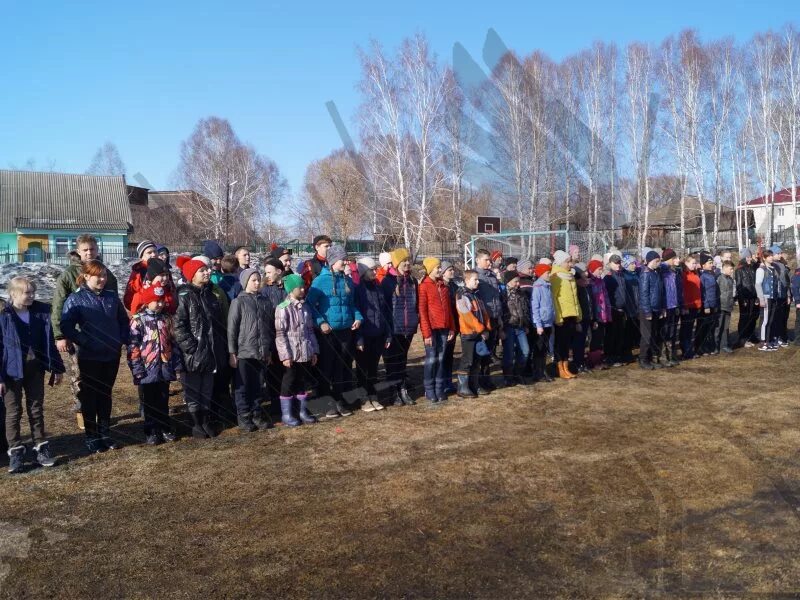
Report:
502,287,531,329
660,264,683,311
699,269,720,310
274,297,319,363
735,261,758,301
0,301,65,383
127,311,182,384
218,274,241,302
530,278,555,329
550,264,582,324
682,269,702,311
447,279,461,326
259,282,286,309
354,279,393,343
773,260,790,299
476,267,503,323
307,267,363,332
639,268,665,315
300,255,327,288
174,283,226,373
381,272,419,336
418,277,456,338
228,292,273,360
455,288,491,339
717,273,736,313
792,269,800,305
577,283,594,323
51,259,118,340
61,287,129,361
589,275,611,324
622,269,640,318
604,271,627,311
755,263,777,303
123,260,178,315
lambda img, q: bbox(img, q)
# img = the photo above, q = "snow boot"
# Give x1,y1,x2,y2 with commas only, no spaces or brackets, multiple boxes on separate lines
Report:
190,411,208,439
7,446,25,474
297,394,318,424
280,396,301,427
201,411,218,438
237,412,258,433
457,375,477,398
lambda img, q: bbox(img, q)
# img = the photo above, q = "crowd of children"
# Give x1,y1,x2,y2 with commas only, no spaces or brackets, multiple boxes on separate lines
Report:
1,234,798,473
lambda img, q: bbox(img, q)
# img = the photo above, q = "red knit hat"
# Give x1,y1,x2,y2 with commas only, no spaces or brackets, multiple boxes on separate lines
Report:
588,259,603,274
140,284,166,307
534,264,551,278
491,250,503,262
182,259,206,283
175,254,192,270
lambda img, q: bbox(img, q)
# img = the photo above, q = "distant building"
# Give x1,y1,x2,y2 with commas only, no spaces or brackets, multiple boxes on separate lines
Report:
741,186,800,242
0,169,132,263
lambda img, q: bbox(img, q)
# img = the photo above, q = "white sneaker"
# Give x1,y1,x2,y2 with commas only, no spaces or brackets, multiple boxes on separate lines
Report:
744,341,755,348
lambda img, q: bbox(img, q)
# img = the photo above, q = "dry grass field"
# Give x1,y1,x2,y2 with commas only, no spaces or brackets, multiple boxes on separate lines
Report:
1,326,799,598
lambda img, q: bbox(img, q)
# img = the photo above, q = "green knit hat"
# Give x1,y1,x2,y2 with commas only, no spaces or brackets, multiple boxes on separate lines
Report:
283,274,304,295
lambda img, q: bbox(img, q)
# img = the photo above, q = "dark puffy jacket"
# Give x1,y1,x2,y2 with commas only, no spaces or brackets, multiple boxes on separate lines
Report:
735,261,757,300
51,259,118,340
502,287,531,329
604,271,627,311
259,282,286,309
623,269,640,318
660,264,684,311
228,292,273,360
174,283,226,373
354,279,392,343
638,268,664,315
774,260,790,299
577,283,594,322
792,269,800,303
61,287,129,361
717,273,736,313
0,301,65,383
219,274,241,302
699,270,720,309
127,311,182,384
381,273,419,336
476,267,503,323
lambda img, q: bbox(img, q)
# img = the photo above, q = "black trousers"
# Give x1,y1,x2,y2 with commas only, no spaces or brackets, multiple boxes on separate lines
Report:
639,314,662,362
623,314,638,360
715,311,732,351
696,309,719,354
385,333,414,386
554,318,577,361
443,338,456,386
531,327,552,376
737,298,759,345
571,320,589,368
589,321,606,353
355,335,384,396
604,310,627,361
679,309,699,358
234,358,265,416
775,299,790,342
280,362,315,397
457,336,481,376
212,365,236,425
660,309,680,359
78,358,119,437
140,381,172,436
184,371,214,413
318,329,354,401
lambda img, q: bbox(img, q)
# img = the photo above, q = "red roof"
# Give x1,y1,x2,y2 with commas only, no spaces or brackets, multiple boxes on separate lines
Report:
746,186,800,206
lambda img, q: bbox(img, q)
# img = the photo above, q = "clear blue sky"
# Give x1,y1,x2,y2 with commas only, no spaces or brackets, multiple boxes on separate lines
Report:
0,0,795,199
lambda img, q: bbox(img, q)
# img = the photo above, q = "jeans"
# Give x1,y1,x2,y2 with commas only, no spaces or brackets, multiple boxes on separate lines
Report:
4,358,46,448
502,327,530,373
715,311,732,351
423,330,450,399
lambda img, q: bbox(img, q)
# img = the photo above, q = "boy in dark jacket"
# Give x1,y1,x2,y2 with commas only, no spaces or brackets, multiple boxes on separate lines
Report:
603,255,627,366
501,270,531,386
1,277,65,473
571,266,594,374
474,249,503,389
659,249,683,367
715,261,736,353
621,256,639,362
419,257,456,403
638,251,665,369
735,249,759,347
218,255,241,302
792,267,800,347
127,284,182,445
228,268,274,432
174,259,227,439
354,258,391,412
697,253,720,356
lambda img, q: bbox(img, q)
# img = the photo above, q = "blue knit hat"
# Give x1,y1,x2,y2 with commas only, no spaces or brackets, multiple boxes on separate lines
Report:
202,240,224,260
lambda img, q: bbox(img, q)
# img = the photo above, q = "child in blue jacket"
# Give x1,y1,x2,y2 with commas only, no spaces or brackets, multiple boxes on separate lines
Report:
1,277,65,473
307,245,363,419
697,252,720,356
530,264,555,382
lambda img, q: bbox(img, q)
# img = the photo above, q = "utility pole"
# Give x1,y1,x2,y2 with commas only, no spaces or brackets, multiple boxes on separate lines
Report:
224,176,238,245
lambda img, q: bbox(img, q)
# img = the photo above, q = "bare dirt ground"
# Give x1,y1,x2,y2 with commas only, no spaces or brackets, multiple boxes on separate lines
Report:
1,321,800,599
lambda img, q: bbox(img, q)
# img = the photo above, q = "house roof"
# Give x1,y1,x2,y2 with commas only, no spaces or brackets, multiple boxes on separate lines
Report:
622,197,735,229
0,170,132,232
745,186,800,206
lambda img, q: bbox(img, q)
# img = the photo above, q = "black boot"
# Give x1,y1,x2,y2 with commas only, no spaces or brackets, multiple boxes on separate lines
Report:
190,411,207,439
502,366,517,387
391,385,404,407
457,375,477,398
98,421,119,450
480,366,497,391
471,374,490,396
399,386,416,406
252,408,274,431
237,412,258,433
201,411,218,437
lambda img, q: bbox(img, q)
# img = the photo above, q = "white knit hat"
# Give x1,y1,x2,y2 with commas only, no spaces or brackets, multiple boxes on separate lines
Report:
357,256,377,278
192,255,212,267
538,257,552,265
378,252,392,268
553,250,570,266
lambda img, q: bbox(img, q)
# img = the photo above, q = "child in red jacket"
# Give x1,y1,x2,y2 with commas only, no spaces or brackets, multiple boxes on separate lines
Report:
418,257,456,404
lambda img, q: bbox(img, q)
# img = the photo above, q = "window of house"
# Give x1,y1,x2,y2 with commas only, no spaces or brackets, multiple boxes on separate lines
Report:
54,237,73,258
777,224,785,232
777,207,785,217
796,205,800,215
